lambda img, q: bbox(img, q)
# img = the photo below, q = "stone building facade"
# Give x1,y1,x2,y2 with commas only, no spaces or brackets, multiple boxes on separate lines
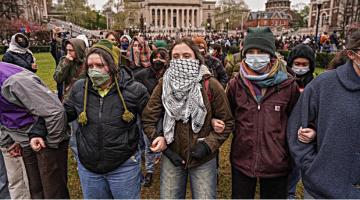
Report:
124,0,217,32
308,0,360,33
20,0,49,23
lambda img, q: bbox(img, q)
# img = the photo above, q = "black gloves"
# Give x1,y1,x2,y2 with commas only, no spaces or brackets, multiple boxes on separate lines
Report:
163,148,185,167
190,141,211,160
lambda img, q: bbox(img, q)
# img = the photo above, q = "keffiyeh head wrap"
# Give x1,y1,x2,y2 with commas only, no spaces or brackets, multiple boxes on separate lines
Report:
162,59,209,144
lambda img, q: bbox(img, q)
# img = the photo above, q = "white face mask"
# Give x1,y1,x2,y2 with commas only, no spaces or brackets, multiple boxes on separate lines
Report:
292,65,310,76
245,54,271,71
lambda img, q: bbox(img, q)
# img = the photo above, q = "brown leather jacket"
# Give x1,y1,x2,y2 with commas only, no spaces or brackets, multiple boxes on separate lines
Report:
227,73,300,178
142,76,234,168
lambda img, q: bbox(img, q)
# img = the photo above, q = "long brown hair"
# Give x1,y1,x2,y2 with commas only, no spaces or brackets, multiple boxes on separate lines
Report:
169,38,205,64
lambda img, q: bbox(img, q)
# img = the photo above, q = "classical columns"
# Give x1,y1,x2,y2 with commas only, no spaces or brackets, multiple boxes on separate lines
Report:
191,9,195,29
165,9,169,29
171,9,174,28
155,8,158,28
160,8,163,28
176,9,179,28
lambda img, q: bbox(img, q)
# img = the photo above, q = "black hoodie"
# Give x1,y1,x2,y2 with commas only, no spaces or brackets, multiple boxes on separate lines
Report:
287,44,316,89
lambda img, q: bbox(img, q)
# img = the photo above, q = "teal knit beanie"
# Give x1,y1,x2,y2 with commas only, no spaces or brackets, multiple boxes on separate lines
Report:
243,27,276,57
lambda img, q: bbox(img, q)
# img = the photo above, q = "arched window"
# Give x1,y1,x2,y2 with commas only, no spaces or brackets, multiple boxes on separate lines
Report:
321,13,328,26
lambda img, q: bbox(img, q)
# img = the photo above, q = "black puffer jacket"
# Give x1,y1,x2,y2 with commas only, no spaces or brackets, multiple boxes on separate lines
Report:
2,51,35,72
204,55,229,88
64,67,149,174
134,67,160,94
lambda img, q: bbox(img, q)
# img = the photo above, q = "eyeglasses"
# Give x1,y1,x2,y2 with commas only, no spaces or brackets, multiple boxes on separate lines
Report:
133,44,140,47
66,49,75,52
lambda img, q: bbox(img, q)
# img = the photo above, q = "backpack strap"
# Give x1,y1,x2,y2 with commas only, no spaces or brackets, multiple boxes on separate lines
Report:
204,78,212,102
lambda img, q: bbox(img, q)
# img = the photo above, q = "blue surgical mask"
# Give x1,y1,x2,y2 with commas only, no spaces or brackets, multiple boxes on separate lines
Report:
292,65,310,76
121,42,129,50
245,54,271,71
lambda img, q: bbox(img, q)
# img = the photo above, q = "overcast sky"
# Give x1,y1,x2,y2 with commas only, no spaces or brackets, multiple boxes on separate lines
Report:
87,0,310,11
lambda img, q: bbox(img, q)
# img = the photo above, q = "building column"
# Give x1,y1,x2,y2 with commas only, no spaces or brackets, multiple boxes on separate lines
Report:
200,8,203,28
176,9,179,28
186,9,189,28
191,9,195,29
182,9,185,28
155,8,158,28
171,9,174,29
165,9,168,29
160,8,163,28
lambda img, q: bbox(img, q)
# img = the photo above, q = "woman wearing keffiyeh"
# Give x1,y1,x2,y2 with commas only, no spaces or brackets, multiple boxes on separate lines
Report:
142,38,234,199
227,27,300,199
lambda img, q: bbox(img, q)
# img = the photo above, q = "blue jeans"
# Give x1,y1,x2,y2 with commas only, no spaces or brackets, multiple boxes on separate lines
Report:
0,153,10,199
288,162,301,199
77,151,141,199
160,156,217,199
143,133,161,173
69,121,79,160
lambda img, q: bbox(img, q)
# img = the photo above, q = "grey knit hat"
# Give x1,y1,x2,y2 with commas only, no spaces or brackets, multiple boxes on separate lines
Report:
243,27,276,57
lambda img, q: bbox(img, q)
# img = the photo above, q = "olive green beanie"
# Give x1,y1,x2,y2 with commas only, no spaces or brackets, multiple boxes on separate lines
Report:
92,39,120,66
243,27,276,57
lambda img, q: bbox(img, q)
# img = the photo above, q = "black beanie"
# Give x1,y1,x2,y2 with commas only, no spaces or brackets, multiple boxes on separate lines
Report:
243,27,276,57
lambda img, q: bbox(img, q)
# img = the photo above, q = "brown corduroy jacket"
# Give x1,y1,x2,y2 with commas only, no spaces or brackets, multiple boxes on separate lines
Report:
142,75,234,169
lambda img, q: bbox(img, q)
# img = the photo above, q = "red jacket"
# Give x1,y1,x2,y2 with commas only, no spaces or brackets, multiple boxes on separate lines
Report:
227,73,300,178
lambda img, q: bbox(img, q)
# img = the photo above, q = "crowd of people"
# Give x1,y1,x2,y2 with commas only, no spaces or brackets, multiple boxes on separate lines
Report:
0,24,359,199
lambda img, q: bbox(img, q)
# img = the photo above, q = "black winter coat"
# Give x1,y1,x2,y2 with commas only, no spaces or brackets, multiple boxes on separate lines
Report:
204,55,229,88
2,51,36,73
64,67,149,174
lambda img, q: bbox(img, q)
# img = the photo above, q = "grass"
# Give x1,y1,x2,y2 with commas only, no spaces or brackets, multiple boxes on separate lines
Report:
0,53,310,199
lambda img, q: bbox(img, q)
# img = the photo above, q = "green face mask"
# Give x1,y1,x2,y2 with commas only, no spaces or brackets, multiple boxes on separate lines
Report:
88,69,111,88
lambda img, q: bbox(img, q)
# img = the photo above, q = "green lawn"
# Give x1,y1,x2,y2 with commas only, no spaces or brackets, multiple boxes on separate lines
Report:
0,53,309,199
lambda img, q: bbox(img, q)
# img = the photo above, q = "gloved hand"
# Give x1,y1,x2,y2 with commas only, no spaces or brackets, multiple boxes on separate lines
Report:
163,148,185,167
190,141,211,160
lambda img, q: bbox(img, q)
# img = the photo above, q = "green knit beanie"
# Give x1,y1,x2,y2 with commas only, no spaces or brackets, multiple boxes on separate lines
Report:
92,39,120,66
243,27,276,57
154,40,168,49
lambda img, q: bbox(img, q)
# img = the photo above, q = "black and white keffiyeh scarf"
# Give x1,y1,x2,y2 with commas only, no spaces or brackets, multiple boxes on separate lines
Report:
162,59,210,144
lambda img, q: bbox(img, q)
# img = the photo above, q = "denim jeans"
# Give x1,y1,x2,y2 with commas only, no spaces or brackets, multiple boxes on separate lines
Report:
69,121,79,160
160,156,217,199
0,153,10,199
288,162,301,199
143,133,161,174
77,151,141,199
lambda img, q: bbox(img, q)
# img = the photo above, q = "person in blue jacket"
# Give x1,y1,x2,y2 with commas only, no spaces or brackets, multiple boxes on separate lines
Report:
287,30,360,199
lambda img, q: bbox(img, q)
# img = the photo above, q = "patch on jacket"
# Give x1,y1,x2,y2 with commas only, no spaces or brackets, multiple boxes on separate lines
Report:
275,105,281,112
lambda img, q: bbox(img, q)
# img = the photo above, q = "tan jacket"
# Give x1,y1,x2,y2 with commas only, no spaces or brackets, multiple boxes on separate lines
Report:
142,75,234,168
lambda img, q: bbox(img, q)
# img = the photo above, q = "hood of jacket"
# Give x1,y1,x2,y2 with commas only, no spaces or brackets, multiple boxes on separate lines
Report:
65,38,86,63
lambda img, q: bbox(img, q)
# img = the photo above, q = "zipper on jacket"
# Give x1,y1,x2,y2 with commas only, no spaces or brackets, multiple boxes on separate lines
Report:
254,103,261,177
99,98,104,119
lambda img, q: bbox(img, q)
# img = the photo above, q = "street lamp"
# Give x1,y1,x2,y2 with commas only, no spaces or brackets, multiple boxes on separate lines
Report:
314,0,323,50
226,18,229,38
